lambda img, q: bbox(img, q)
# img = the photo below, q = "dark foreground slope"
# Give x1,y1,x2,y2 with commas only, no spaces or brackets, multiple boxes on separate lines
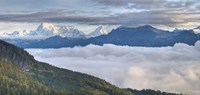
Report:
0,40,181,95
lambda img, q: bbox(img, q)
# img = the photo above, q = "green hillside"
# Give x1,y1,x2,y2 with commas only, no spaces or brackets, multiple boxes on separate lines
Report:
0,40,181,95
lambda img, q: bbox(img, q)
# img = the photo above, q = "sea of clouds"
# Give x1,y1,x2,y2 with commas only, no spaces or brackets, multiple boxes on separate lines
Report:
26,42,200,95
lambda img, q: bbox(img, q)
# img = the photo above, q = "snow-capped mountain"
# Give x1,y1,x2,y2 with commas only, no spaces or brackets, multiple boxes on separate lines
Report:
3,30,29,37
31,23,59,36
88,26,109,38
58,25,86,38
2,23,86,39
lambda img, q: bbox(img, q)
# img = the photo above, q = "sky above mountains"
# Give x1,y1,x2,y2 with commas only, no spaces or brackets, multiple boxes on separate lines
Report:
0,0,200,33
0,0,200,27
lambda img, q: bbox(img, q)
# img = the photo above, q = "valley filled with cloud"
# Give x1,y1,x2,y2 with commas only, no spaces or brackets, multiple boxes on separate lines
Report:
27,42,200,95
1,0,200,95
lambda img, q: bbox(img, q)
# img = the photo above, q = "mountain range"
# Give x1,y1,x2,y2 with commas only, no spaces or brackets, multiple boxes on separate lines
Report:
2,23,110,39
85,25,200,47
4,25,200,48
0,39,181,95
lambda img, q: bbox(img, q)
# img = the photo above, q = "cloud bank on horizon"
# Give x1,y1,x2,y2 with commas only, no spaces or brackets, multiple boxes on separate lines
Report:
0,0,200,29
27,41,200,95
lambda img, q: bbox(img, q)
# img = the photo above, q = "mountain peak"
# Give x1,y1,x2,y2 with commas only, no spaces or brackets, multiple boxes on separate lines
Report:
96,26,108,34
37,23,57,31
39,23,55,29
57,25,85,38
34,23,58,36
88,26,108,38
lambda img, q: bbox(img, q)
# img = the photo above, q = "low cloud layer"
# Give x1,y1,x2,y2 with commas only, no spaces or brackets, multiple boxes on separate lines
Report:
27,42,200,95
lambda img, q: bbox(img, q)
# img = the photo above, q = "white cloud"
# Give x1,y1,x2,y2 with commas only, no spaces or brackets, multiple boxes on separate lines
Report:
26,42,200,95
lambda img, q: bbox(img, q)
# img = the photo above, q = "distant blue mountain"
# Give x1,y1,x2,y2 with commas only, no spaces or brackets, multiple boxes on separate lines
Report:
32,36,85,48
12,36,85,48
83,25,200,47
3,25,200,48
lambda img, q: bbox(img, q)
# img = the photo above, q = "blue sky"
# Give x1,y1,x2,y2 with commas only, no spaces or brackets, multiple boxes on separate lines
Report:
0,0,200,32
